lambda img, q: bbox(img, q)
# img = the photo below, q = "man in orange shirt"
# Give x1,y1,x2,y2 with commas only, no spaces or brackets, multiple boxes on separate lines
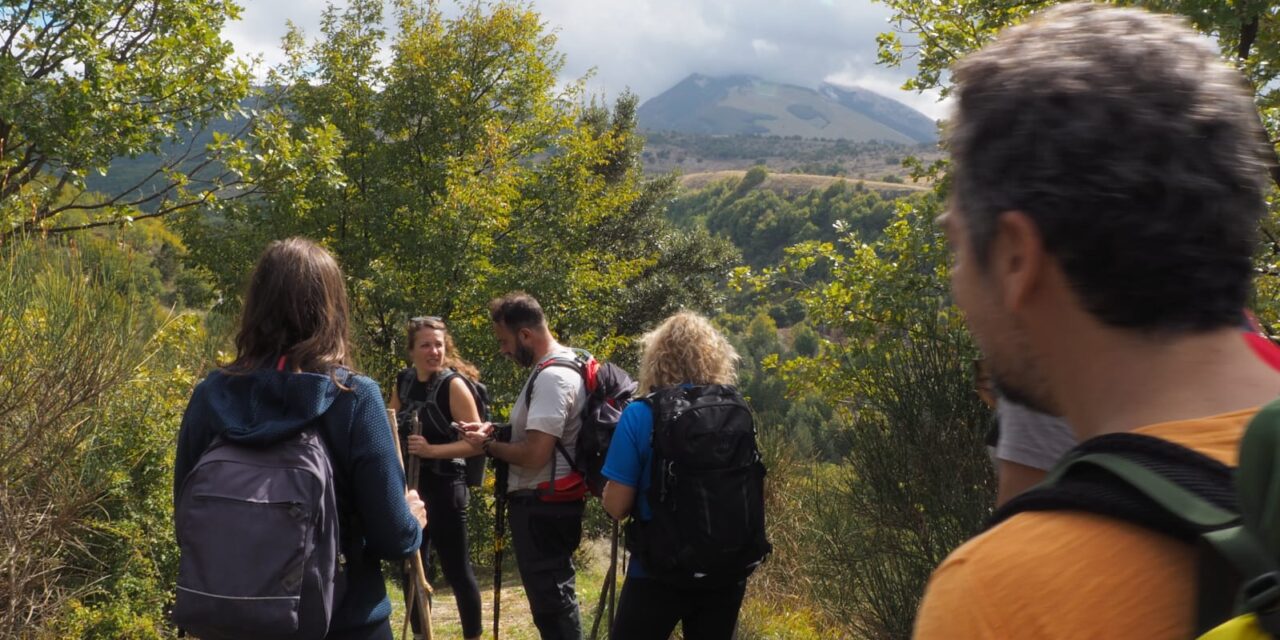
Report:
916,3,1280,638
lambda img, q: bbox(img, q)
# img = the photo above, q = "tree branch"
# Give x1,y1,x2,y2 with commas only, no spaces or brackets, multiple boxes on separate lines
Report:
2,0,37,54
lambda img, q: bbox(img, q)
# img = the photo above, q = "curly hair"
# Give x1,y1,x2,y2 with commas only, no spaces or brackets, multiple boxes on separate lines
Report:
406,316,481,381
949,2,1271,332
638,311,740,393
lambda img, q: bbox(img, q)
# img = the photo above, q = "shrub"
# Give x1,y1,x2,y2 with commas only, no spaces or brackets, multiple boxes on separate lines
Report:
0,237,212,638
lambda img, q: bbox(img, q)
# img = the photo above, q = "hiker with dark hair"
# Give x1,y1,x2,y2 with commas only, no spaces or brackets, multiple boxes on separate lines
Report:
601,311,770,640
460,291,588,640
916,4,1279,637
174,237,426,640
389,316,484,640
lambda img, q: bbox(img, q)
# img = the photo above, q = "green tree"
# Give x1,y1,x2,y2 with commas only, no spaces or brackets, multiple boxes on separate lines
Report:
0,0,259,238
756,192,994,636
179,0,737,399
875,0,1280,325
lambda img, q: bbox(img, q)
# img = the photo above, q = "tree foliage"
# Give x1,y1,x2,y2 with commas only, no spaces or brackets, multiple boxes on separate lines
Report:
0,0,262,239
745,186,992,637
875,0,1280,326
179,0,737,395
669,174,898,269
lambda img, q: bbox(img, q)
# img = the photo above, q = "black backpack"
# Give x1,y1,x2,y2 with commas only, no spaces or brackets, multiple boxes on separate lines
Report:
627,384,771,587
397,367,491,487
524,348,638,497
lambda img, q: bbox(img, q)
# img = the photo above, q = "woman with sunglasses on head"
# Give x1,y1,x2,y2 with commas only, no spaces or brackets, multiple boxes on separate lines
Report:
388,316,485,640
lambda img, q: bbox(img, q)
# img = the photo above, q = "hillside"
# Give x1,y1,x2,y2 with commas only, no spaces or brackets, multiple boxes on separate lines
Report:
638,74,937,143
679,170,929,196
641,132,943,181
81,98,256,206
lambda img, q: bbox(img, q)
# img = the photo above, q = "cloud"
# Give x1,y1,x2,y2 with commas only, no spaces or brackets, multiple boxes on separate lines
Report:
223,0,947,119
751,38,780,57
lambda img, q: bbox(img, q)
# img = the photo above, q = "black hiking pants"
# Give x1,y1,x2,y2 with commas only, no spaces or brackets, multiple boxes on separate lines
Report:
402,468,483,638
610,575,747,640
508,494,585,640
326,618,392,640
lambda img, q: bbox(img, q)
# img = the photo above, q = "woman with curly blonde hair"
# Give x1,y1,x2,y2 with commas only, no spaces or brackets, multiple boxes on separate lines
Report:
633,311,739,394
601,311,764,640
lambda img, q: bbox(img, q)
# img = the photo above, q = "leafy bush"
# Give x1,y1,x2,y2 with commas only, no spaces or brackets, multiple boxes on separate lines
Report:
760,194,995,638
0,237,212,638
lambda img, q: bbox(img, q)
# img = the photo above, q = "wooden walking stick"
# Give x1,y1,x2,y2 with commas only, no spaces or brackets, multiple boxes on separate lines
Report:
400,412,427,640
387,409,434,640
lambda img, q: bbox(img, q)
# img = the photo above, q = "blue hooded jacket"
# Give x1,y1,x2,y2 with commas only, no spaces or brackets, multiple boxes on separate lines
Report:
174,368,422,633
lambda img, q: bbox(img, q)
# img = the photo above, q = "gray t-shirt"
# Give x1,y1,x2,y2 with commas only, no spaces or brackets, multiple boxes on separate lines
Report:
507,347,586,492
995,399,1077,471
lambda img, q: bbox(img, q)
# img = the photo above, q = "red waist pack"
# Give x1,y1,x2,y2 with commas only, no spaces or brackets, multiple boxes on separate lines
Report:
537,470,587,502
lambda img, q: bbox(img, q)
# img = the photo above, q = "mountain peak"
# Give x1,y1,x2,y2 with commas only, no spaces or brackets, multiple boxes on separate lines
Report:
639,74,937,143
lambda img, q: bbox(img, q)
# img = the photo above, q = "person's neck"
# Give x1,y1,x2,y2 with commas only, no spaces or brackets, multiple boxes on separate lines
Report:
1051,325,1280,440
533,338,563,364
414,366,438,382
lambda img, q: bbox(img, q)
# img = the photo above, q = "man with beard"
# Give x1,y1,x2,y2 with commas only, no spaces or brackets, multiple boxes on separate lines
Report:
469,292,587,639
915,3,1280,638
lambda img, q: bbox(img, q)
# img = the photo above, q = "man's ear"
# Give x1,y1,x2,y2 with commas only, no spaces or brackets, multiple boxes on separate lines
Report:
990,210,1046,311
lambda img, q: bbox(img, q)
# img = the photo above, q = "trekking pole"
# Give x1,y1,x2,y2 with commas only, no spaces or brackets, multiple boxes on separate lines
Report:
608,519,620,629
587,566,612,640
492,456,508,640
387,409,435,640
588,522,619,640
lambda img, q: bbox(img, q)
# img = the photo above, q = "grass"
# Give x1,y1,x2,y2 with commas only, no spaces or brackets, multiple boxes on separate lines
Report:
385,534,824,639
386,537,621,639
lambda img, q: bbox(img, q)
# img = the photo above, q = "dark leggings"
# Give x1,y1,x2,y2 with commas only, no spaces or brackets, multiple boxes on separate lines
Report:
403,470,483,638
609,575,747,640
326,618,392,640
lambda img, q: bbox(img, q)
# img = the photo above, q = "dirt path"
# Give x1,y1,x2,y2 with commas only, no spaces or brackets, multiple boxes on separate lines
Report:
388,537,619,639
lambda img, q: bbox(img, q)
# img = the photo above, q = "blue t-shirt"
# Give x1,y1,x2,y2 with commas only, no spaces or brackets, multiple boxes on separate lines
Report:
601,399,655,576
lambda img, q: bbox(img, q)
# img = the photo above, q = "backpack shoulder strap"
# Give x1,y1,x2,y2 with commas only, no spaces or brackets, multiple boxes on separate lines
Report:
396,368,416,407
643,386,684,464
521,357,585,471
417,369,462,436
991,432,1277,636
523,356,585,408
989,432,1237,536
424,368,458,408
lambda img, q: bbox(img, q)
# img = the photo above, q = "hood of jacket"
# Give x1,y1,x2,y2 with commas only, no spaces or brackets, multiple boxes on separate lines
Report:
197,368,350,446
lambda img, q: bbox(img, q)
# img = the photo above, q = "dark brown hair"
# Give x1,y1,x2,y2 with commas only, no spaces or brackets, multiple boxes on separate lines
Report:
488,291,546,332
406,316,481,381
949,3,1269,332
228,237,355,377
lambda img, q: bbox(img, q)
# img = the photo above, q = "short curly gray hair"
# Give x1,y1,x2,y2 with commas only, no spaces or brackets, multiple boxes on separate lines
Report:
949,2,1271,332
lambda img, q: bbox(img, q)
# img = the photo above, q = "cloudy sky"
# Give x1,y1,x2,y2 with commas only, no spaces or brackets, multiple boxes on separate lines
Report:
223,0,950,120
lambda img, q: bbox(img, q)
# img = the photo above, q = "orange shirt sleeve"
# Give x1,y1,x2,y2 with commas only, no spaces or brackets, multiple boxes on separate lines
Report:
914,554,1004,639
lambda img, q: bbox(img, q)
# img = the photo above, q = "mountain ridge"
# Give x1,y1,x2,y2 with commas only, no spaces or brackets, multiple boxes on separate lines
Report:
637,73,937,144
